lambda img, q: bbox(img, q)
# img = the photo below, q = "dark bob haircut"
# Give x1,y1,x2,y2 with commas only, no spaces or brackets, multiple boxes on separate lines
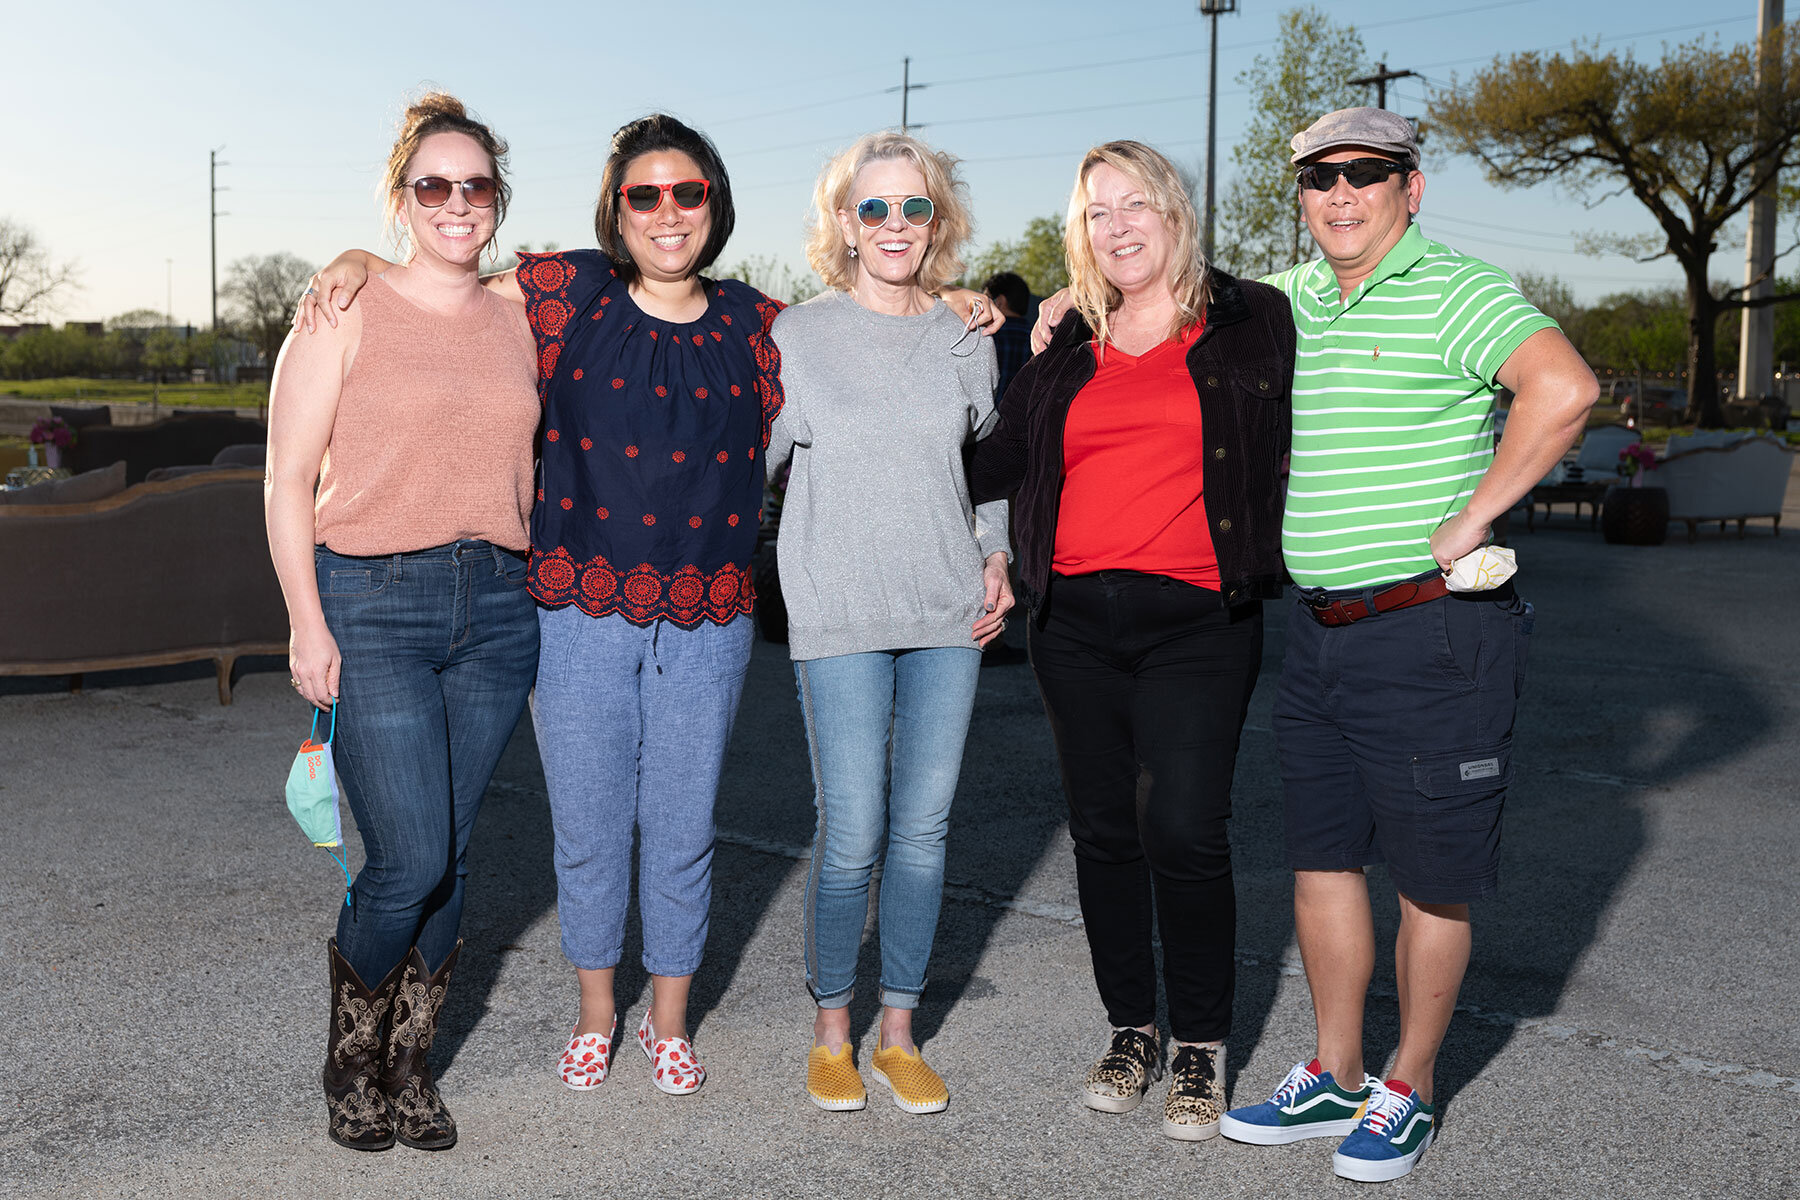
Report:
594,114,735,284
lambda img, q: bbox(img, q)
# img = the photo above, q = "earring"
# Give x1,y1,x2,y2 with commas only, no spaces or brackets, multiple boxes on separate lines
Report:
848,246,858,259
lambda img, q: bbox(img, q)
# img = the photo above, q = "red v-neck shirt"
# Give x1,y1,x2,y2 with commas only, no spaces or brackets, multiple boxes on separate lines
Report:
1052,321,1221,590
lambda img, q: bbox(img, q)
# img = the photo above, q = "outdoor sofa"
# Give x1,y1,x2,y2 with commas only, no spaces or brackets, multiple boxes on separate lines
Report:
0,465,287,703
1654,433,1795,540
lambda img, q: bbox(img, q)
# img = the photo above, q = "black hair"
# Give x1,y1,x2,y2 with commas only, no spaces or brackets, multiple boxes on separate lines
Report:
983,271,1030,316
594,114,735,284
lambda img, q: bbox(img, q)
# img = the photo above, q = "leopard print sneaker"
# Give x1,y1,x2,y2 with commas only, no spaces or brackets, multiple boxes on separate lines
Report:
1081,1027,1163,1113
1163,1043,1226,1141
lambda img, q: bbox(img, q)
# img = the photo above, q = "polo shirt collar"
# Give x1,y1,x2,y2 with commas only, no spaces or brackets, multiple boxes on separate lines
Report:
1308,222,1429,309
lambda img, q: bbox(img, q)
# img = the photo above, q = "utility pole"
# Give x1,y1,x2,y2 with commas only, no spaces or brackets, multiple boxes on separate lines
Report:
210,146,228,329
1739,0,1784,402
1198,1,1239,263
1347,61,1419,110
888,58,928,133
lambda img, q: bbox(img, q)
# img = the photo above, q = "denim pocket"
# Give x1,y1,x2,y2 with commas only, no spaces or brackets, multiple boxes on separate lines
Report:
326,566,388,596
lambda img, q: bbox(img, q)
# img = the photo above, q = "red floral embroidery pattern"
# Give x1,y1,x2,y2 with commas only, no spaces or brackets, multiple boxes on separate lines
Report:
655,385,668,397
716,451,728,463
547,429,560,442
560,498,573,510
626,445,639,458
596,507,610,519
518,252,578,404
727,514,740,527
672,451,686,463
581,438,593,451
688,516,702,528
643,514,656,526
613,378,625,389
691,334,704,346
750,295,786,449
710,331,723,342
530,548,754,627
573,368,584,380
730,385,741,396
694,387,708,398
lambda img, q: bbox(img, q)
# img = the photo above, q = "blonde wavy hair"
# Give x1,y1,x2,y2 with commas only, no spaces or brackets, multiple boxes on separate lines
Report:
805,131,973,293
1063,140,1210,347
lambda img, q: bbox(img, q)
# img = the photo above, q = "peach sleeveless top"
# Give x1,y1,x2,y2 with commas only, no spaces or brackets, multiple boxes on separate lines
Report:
315,275,539,555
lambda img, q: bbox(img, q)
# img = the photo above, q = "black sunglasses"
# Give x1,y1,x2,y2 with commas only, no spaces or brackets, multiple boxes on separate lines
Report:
1295,158,1410,193
401,176,499,208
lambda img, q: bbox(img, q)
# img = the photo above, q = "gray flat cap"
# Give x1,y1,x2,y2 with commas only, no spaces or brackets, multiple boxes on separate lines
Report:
1290,107,1418,165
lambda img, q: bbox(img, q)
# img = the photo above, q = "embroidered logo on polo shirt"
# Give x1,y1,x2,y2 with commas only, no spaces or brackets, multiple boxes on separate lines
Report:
1459,757,1501,781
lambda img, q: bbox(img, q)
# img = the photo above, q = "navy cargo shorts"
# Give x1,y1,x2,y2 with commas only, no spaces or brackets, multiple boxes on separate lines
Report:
1272,582,1533,905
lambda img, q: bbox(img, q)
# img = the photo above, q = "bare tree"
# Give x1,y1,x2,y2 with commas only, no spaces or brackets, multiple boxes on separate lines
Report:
0,219,80,318
220,252,317,368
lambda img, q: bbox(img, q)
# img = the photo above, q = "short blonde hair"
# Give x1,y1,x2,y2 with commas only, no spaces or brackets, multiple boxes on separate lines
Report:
805,131,973,293
1063,140,1210,346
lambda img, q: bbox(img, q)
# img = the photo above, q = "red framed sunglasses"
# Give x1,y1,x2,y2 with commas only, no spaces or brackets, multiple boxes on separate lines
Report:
620,179,710,213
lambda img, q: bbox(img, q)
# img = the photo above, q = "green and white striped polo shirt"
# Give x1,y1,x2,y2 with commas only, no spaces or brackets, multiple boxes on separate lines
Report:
1263,224,1558,589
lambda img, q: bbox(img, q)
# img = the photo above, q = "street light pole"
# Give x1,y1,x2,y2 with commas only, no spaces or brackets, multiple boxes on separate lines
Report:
1199,1,1239,263
210,146,228,329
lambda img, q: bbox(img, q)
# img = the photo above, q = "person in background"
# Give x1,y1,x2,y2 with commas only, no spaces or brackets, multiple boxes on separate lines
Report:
769,131,1012,1117
971,140,1293,1142
983,270,1034,401
266,92,539,1152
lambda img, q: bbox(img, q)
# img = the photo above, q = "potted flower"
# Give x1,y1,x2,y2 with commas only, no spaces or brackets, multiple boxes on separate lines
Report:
1602,440,1668,545
28,416,75,469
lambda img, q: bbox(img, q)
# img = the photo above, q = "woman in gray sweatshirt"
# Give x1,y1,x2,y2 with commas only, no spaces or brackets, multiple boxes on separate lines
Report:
767,131,1013,1117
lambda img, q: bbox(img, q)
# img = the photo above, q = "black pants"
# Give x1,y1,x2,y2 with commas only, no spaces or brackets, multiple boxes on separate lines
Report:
1030,571,1263,1042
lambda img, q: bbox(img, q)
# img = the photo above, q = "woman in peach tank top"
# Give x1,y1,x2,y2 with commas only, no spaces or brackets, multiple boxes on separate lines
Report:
264,94,539,1155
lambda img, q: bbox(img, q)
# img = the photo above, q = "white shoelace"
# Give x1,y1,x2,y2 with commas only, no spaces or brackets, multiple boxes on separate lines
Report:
1270,1059,1322,1106
1359,1080,1413,1136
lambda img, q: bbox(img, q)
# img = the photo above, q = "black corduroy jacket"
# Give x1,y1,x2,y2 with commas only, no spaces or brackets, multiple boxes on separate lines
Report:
969,269,1295,616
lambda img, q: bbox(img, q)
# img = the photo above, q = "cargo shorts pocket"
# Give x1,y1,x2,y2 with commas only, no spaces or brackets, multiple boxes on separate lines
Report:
1409,740,1510,873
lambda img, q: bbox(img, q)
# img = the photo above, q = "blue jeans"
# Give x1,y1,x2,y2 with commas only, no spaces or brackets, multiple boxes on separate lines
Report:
532,607,753,976
319,541,538,984
795,646,983,1010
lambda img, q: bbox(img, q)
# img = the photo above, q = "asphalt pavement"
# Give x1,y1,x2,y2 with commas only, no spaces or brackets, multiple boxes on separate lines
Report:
3,513,1797,1199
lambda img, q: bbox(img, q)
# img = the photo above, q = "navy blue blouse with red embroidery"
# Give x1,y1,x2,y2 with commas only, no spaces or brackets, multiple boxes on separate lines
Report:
514,250,784,628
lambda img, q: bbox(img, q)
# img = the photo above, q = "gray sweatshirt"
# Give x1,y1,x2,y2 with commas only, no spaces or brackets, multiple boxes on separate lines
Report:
767,289,1009,661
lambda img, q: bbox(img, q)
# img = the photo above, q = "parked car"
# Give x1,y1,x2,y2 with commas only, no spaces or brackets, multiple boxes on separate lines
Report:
1611,381,1688,427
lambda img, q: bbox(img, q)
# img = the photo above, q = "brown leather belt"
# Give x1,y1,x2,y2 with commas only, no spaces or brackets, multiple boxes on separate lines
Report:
1301,574,1448,627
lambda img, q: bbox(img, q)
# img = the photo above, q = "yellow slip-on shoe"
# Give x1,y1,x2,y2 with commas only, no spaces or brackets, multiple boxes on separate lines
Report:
869,1044,949,1115
807,1043,868,1111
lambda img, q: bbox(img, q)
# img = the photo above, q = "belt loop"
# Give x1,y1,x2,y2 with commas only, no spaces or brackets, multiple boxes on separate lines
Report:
490,544,504,576
391,552,404,581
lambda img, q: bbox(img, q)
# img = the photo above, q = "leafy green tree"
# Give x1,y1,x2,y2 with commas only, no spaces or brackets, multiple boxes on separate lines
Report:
1218,6,1370,278
1431,25,1800,426
962,216,1069,298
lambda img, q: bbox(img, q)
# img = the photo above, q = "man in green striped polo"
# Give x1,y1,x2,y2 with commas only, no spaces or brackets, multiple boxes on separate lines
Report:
1219,108,1599,1182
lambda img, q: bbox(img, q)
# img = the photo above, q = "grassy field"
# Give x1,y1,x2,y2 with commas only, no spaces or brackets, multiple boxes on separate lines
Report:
0,378,268,409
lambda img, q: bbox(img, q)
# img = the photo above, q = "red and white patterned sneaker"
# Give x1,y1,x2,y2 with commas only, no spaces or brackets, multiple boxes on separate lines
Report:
557,1014,618,1092
637,1011,706,1095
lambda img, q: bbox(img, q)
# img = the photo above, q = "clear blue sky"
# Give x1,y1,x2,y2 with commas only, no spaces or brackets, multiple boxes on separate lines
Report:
6,0,1765,325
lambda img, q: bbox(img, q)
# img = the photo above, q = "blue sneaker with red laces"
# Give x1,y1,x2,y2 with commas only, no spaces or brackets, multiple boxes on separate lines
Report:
1331,1078,1436,1182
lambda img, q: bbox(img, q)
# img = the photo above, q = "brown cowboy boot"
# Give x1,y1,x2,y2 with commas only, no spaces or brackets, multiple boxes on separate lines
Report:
323,939,404,1151
380,940,461,1150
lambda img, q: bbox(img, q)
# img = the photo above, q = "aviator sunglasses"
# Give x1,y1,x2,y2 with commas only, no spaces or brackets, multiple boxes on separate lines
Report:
620,179,711,213
1295,158,1410,192
855,195,935,228
401,176,499,208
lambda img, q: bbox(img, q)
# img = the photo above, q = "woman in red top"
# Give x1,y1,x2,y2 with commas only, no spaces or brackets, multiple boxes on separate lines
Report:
971,141,1293,1141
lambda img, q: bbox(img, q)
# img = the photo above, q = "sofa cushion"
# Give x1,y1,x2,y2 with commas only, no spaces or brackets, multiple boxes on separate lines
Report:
211,442,267,468
0,460,128,506
145,464,229,482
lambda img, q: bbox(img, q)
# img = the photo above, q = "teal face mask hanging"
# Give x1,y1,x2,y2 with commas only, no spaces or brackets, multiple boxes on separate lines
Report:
285,703,353,904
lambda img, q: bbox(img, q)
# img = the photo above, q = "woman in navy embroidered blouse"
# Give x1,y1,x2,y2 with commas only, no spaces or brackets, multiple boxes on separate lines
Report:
516,252,781,627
